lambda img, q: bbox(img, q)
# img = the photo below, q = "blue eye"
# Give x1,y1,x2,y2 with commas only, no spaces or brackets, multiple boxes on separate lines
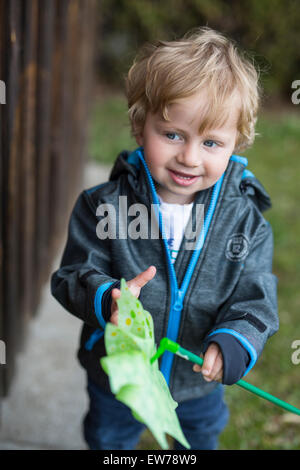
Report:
204,140,217,148
166,132,181,141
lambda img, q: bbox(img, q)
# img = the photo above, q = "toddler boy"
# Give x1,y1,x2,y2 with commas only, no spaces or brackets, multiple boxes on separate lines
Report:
51,27,278,450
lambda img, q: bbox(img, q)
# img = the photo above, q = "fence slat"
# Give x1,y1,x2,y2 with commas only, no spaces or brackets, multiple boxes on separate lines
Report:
0,0,6,400
34,0,55,301
48,0,70,256
1,0,23,393
18,0,39,323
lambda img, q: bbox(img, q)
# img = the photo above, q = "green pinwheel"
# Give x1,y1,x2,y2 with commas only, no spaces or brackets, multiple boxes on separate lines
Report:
100,278,190,450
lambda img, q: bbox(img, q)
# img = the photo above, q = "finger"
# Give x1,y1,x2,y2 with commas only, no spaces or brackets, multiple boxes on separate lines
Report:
213,369,223,383
110,311,118,326
193,363,202,373
110,299,118,316
193,362,223,381
205,352,223,382
202,343,220,377
110,290,120,323
128,266,156,293
208,365,223,383
111,288,121,300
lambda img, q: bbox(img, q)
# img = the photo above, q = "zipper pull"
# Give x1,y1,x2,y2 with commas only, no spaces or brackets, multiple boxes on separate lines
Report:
173,290,184,312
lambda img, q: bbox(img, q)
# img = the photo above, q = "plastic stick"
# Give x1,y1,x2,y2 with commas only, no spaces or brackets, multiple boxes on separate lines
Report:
150,337,300,416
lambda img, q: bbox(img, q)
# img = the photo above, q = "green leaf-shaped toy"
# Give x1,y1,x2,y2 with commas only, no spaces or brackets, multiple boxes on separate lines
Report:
100,278,190,450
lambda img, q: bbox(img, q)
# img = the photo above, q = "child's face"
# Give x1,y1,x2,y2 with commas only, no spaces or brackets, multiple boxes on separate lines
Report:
136,92,239,204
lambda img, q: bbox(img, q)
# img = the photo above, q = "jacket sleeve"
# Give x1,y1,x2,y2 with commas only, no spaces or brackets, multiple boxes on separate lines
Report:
205,219,279,378
50,190,119,330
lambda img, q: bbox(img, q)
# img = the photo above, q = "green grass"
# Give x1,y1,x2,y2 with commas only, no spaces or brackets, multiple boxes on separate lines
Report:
221,112,300,450
88,95,300,450
88,93,136,164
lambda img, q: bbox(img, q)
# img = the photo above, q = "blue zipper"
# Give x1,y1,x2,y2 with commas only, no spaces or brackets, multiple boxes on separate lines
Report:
160,174,225,383
136,148,226,384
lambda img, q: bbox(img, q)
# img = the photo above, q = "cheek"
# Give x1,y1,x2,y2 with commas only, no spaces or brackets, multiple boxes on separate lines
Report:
144,141,167,167
207,157,230,179
146,153,163,172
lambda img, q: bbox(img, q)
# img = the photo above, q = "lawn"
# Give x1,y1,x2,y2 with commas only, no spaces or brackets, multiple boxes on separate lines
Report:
87,94,300,450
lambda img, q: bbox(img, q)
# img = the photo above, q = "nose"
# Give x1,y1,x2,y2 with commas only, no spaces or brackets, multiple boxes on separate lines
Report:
176,142,201,168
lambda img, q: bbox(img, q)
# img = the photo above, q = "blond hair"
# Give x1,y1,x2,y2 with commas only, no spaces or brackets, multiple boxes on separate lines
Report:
126,27,261,152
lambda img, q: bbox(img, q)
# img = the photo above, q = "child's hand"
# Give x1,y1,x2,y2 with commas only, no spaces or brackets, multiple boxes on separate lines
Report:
110,266,157,325
193,343,223,383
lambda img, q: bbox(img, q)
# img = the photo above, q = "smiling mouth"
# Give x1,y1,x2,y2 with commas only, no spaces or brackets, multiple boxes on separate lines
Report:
168,169,201,186
169,169,199,179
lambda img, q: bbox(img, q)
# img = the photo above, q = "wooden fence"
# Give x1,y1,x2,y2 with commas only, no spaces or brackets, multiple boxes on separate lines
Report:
0,0,97,397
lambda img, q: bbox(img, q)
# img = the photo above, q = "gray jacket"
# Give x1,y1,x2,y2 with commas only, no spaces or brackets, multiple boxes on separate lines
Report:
51,147,279,402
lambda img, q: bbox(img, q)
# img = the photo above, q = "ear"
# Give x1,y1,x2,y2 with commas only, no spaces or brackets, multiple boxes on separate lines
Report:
135,133,143,147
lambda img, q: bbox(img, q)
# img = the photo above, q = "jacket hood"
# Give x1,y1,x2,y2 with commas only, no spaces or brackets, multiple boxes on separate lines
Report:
109,149,139,182
109,148,272,212
240,170,272,212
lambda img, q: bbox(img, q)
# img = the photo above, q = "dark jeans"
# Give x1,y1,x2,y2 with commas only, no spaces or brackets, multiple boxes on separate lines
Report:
83,376,229,450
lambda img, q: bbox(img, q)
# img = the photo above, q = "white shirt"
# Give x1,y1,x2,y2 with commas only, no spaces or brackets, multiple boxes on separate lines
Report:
158,195,193,263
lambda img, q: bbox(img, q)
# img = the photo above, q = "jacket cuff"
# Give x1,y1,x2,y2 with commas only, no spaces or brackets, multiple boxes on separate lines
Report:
202,333,250,385
93,281,119,328
100,280,121,323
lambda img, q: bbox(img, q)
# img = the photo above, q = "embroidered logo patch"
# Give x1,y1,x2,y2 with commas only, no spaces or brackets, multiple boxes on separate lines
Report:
225,233,250,262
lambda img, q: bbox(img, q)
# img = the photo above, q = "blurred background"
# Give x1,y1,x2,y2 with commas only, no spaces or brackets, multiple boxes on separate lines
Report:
0,0,299,450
